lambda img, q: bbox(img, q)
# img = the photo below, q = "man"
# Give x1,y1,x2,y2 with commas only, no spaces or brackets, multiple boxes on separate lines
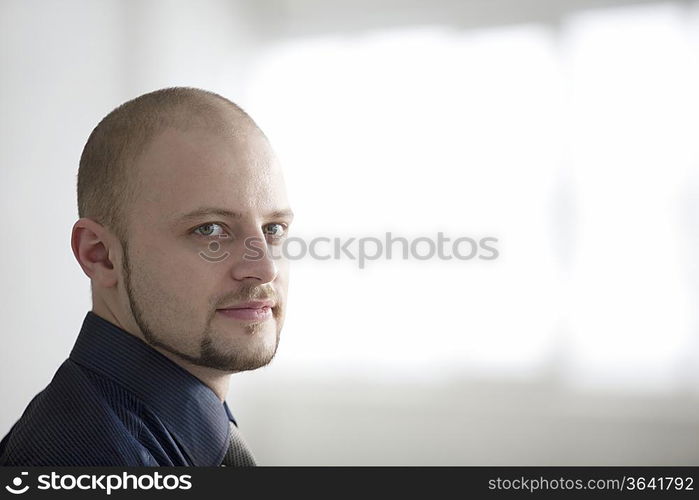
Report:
0,87,293,466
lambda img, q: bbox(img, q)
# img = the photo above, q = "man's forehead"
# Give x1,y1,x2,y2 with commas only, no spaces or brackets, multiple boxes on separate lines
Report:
146,120,270,156
134,120,281,183
129,119,287,220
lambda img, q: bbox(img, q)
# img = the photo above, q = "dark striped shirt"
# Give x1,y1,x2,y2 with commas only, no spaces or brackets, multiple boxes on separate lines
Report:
0,311,236,466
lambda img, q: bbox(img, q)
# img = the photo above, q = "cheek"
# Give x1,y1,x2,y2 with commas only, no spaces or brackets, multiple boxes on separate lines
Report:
275,269,290,314
275,254,291,279
133,246,217,304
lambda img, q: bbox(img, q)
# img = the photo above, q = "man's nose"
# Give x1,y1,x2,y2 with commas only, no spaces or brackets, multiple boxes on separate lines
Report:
230,234,278,283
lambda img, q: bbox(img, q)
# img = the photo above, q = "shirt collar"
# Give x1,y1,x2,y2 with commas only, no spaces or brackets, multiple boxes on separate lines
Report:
69,311,233,466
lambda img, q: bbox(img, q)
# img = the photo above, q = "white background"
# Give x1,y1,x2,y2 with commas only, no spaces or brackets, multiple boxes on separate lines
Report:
1,0,698,464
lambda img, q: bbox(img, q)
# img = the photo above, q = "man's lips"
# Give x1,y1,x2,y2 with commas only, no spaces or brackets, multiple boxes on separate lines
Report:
221,300,275,309
217,300,275,322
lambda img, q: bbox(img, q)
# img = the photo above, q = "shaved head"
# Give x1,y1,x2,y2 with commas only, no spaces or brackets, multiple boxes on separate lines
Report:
77,87,261,243
73,86,291,380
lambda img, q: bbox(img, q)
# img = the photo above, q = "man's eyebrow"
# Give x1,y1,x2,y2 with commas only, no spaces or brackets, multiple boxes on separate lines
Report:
175,207,294,221
267,209,295,220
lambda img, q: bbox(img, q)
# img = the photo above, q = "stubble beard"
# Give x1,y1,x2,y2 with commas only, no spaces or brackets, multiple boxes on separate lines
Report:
121,239,283,373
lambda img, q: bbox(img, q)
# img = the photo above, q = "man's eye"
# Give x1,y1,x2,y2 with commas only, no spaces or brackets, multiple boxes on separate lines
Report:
263,223,287,239
193,223,226,237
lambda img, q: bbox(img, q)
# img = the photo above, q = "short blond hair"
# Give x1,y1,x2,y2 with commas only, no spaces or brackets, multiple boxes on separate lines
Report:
77,87,254,242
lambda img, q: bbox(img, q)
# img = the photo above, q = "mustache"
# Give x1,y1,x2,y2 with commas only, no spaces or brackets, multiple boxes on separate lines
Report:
214,284,278,308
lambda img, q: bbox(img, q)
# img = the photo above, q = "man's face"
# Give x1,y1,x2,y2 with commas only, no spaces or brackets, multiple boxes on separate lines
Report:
119,122,292,373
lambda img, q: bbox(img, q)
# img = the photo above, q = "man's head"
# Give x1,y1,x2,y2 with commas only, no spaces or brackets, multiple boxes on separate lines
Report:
72,87,293,374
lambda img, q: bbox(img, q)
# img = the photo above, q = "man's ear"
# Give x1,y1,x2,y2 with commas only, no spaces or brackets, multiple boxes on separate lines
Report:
71,218,120,288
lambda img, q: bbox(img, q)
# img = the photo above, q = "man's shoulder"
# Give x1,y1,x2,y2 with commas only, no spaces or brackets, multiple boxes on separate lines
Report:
0,359,156,466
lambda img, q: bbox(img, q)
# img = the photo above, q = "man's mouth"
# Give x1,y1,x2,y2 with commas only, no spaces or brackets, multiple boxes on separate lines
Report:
216,300,275,322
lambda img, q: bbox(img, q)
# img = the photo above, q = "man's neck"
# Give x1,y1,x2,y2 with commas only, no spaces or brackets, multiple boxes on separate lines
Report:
149,348,232,402
91,302,231,401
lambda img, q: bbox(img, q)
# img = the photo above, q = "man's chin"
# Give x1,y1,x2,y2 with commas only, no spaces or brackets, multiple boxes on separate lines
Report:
201,327,280,372
208,349,277,373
